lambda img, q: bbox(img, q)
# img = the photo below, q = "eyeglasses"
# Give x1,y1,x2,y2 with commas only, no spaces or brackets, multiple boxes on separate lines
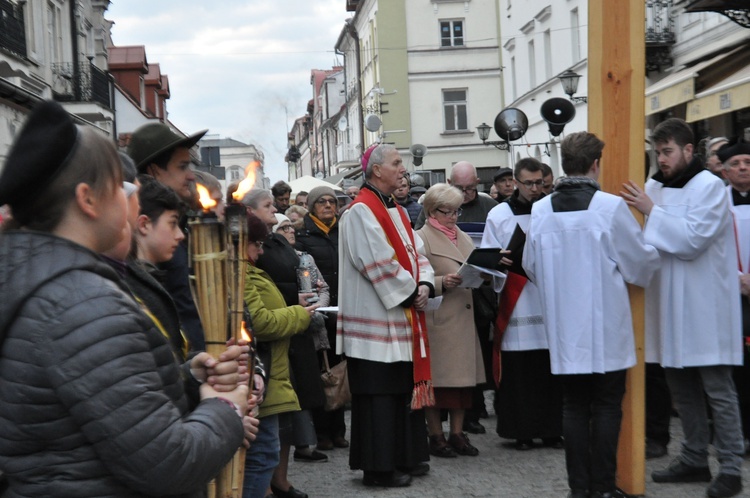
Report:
277,225,294,233
519,179,545,188
252,241,264,249
315,198,337,206
453,186,477,194
435,208,463,218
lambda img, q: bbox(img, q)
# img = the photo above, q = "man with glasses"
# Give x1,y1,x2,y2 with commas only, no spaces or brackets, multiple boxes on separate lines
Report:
482,157,562,452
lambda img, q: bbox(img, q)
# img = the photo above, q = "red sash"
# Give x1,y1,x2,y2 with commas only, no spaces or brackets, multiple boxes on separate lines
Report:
351,187,434,409
492,271,527,387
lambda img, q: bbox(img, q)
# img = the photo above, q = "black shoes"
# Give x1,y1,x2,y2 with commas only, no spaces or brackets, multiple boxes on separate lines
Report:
448,432,479,456
429,433,457,458
332,436,349,448
515,439,535,451
651,458,712,483
707,473,743,498
645,440,668,459
292,448,328,463
397,462,430,477
462,420,486,434
362,470,412,487
270,484,308,498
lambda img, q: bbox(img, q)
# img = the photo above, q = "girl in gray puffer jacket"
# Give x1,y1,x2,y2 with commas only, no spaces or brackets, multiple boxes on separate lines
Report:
0,101,248,498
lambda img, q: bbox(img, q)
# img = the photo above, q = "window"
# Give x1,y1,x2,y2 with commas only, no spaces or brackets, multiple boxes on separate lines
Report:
443,89,468,132
544,30,552,81
510,56,517,101
46,1,62,64
570,8,581,64
528,40,536,88
440,20,464,47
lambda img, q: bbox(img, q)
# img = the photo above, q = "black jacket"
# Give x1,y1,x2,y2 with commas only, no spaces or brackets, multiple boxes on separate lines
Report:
0,231,243,497
294,215,339,305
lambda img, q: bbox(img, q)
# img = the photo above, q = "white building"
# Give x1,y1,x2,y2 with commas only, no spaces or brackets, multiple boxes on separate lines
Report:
331,0,508,191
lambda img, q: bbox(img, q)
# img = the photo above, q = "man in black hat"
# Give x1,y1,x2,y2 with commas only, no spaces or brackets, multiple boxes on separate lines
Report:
128,123,208,351
493,167,515,202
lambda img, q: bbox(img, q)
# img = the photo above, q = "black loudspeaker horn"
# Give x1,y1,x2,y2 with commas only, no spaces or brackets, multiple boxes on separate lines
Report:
494,108,528,142
540,98,576,137
409,144,428,166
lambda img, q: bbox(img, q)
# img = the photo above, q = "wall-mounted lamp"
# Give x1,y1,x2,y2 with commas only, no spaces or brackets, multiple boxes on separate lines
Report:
558,69,588,103
476,122,510,151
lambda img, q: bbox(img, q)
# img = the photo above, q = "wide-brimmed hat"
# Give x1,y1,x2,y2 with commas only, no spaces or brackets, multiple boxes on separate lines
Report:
127,123,207,172
0,100,79,206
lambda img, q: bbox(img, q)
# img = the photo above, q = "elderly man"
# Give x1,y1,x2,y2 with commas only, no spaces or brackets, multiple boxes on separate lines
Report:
706,136,729,178
345,185,360,199
337,144,434,488
128,123,208,350
719,138,750,458
493,167,515,201
623,119,744,498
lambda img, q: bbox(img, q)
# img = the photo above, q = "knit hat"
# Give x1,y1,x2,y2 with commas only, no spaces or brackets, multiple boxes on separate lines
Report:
272,213,291,233
717,137,750,163
0,100,79,206
307,185,338,210
127,122,207,172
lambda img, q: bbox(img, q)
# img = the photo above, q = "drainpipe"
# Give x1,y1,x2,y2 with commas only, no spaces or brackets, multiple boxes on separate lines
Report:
69,0,80,101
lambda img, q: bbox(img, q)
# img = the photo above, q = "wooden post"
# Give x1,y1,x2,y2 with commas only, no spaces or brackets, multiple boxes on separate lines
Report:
588,2,646,495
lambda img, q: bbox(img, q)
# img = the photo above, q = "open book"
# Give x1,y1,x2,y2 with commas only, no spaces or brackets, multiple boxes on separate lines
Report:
456,247,508,289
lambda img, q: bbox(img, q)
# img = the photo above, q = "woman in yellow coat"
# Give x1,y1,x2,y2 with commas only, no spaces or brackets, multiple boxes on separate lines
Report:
416,183,486,458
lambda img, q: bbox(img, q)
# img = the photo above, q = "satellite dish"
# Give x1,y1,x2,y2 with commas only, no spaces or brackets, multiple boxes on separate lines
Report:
494,108,528,142
409,143,428,166
337,116,348,131
540,98,576,137
364,114,382,132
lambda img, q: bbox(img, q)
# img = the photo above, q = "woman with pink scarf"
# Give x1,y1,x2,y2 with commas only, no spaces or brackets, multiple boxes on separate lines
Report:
416,183,486,459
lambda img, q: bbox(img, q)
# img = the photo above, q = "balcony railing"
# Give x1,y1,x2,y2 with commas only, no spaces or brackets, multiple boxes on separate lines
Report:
51,61,112,109
0,0,27,58
646,0,675,72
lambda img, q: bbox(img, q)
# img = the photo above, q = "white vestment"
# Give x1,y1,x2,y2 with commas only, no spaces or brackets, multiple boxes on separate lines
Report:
336,201,434,362
523,191,659,375
728,186,750,274
482,202,547,351
644,171,742,368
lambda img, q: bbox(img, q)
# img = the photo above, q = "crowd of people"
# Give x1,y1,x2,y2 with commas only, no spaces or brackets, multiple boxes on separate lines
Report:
1,101,749,498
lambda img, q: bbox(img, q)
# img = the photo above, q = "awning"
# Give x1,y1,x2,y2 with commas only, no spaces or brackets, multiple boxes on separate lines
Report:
686,64,750,122
322,167,361,187
645,50,735,115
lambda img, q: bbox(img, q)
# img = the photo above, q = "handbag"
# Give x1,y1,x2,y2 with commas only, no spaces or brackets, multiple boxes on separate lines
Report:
320,350,350,411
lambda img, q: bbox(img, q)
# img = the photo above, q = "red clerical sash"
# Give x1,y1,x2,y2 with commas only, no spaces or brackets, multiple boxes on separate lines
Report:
350,187,435,409
492,271,527,387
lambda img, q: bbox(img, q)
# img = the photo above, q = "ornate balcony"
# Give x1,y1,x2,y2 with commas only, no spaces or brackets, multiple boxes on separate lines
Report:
51,61,112,109
646,0,676,72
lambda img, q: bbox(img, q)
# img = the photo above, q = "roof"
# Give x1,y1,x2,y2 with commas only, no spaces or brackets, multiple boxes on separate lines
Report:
108,46,148,72
199,138,250,148
145,64,162,85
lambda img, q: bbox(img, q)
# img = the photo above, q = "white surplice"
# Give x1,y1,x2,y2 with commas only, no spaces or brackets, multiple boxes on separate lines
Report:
644,171,742,368
728,186,750,274
482,203,547,351
523,191,659,375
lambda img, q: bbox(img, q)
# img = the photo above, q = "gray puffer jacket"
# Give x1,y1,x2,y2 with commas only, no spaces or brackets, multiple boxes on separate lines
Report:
0,231,243,498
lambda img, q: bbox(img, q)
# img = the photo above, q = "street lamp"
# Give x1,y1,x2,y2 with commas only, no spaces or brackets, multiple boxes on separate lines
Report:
476,122,509,151
558,69,588,103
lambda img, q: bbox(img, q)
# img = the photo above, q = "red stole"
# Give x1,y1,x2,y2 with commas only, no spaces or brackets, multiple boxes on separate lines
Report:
492,271,527,387
351,187,435,409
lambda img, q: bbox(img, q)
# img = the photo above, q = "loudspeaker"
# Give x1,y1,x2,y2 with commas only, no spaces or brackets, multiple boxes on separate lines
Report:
364,114,382,132
494,108,528,142
409,143,428,166
540,98,576,137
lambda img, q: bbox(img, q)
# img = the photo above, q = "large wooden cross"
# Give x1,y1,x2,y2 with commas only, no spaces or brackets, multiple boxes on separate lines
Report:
589,2,647,495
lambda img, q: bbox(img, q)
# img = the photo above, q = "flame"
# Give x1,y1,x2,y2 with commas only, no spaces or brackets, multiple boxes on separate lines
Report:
232,160,260,202
196,183,217,210
240,321,251,343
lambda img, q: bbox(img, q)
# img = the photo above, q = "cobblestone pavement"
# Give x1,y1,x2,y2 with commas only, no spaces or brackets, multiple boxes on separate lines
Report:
286,394,750,497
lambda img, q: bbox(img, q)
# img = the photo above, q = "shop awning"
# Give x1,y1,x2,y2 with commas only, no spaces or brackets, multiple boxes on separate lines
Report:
645,50,735,115
686,64,750,122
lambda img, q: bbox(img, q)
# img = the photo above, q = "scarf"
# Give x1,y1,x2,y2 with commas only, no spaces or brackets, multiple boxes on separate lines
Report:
310,214,336,235
427,216,458,245
351,185,434,409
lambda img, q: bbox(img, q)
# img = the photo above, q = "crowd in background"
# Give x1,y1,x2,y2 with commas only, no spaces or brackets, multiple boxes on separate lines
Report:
1,101,749,498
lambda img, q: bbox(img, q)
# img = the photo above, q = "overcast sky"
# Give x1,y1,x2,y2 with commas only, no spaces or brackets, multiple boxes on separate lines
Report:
106,0,348,183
